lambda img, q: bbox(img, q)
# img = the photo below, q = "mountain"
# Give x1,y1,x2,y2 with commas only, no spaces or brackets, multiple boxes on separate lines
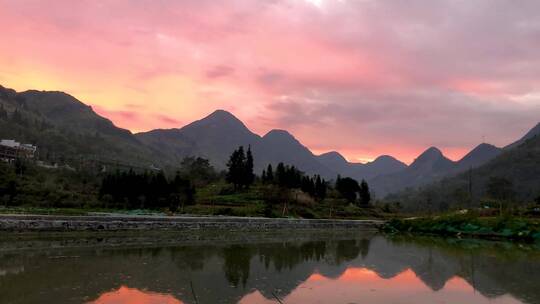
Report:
137,113,336,176
386,122,540,210
19,90,139,142
136,110,261,168
256,130,335,177
317,151,350,175
389,131,540,210
0,85,155,166
316,152,406,181
408,147,455,175
460,134,540,201
370,142,508,197
370,147,455,197
3,83,528,191
0,84,371,178
455,143,502,171
362,155,408,178
505,122,540,149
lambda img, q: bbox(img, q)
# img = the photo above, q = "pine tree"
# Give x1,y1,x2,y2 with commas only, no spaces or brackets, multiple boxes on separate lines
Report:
261,169,267,183
276,162,286,187
315,175,327,200
266,164,274,183
359,179,371,206
244,145,255,188
226,146,246,190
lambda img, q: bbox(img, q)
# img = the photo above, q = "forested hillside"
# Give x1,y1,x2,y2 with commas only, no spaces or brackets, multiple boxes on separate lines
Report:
0,86,157,168
386,135,540,211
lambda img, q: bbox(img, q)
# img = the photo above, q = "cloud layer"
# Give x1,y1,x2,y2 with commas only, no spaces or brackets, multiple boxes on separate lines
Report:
1,0,539,163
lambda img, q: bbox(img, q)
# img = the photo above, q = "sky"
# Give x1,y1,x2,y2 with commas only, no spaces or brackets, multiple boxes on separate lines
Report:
1,0,539,164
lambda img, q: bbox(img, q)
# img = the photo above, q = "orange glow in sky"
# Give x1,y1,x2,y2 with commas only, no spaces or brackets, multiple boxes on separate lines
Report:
1,1,539,163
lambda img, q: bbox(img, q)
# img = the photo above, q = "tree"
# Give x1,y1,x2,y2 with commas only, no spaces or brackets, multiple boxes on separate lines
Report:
315,175,327,200
276,162,286,187
0,104,7,119
226,146,246,190
358,179,371,206
226,146,254,190
261,169,267,183
335,177,360,203
171,171,195,212
243,146,255,188
301,175,315,196
179,156,216,186
99,170,196,211
266,164,274,183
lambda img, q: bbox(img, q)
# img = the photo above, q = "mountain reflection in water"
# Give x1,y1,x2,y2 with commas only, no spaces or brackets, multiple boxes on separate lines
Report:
91,286,182,304
0,232,539,304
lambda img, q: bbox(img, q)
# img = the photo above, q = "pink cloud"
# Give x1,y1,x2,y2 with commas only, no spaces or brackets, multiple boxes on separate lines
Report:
0,0,539,163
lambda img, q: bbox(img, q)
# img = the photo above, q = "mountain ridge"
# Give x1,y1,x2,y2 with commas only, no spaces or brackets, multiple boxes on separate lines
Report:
1,84,538,197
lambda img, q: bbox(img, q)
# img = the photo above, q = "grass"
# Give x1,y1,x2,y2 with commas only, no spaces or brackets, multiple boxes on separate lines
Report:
383,212,540,242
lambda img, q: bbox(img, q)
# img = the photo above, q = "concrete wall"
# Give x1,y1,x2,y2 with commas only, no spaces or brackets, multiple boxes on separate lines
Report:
0,215,383,232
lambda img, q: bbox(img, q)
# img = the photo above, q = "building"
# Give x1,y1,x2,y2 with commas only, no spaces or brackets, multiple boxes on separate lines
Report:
0,139,37,160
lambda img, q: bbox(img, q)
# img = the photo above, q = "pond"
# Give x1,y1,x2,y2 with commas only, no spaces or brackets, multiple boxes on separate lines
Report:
0,231,539,304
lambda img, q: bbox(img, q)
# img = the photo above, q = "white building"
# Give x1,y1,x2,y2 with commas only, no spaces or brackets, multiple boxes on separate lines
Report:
0,139,37,159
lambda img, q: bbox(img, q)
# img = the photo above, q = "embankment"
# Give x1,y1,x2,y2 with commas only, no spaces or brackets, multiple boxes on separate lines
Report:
0,214,383,232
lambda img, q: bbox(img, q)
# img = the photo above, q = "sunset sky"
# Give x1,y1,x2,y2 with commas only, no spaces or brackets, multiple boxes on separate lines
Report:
1,0,539,163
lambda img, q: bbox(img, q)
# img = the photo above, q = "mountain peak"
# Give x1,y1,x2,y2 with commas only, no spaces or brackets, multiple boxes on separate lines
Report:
472,143,499,152
423,146,443,155
321,151,347,159
185,109,249,131
264,129,294,139
410,146,449,169
372,155,400,163
318,151,348,164
204,109,241,122
369,155,407,169
457,143,501,169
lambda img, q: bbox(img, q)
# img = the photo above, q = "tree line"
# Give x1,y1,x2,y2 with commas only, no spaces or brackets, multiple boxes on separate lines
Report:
93,145,373,213
99,170,195,211
261,163,328,200
226,145,370,205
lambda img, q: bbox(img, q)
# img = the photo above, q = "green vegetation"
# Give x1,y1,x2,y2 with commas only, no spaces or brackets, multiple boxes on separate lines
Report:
385,134,540,212
0,145,394,219
383,213,540,242
226,146,255,190
99,170,195,211
0,87,157,168
335,176,371,206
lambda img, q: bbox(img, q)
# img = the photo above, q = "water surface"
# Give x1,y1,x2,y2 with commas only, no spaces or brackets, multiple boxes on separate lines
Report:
1,231,539,304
